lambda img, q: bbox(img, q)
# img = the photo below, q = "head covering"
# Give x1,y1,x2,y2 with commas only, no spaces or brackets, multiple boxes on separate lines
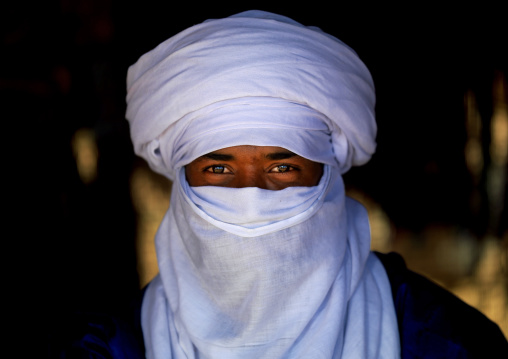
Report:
126,10,377,179
126,10,399,359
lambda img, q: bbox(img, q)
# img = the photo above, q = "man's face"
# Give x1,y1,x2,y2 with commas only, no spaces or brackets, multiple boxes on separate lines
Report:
185,145,323,190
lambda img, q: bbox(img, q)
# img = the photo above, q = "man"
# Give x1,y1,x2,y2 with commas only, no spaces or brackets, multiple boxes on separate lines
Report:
59,10,508,358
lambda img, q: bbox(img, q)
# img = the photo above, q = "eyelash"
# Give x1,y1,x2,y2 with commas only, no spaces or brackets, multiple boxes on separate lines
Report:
204,165,230,174
270,164,294,173
204,164,297,174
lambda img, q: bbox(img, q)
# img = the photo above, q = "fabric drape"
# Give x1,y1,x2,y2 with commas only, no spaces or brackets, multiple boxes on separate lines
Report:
125,9,400,359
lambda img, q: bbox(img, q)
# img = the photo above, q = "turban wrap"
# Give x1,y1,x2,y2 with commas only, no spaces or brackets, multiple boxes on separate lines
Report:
126,10,376,179
126,11,399,359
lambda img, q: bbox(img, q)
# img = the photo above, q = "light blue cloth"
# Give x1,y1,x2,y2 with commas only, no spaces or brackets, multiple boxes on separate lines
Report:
127,9,399,359
126,10,376,180
142,165,400,358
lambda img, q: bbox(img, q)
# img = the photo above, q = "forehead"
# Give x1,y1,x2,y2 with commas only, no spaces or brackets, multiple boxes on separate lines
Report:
167,124,336,170
193,146,299,162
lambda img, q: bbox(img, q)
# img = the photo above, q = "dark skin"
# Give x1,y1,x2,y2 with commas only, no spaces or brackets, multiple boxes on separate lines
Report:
185,145,323,190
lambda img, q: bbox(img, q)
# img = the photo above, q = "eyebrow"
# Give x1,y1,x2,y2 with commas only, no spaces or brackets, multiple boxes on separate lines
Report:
265,151,296,160
202,153,234,161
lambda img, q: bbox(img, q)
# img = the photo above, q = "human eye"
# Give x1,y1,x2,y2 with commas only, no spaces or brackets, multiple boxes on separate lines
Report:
269,164,294,173
204,165,231,174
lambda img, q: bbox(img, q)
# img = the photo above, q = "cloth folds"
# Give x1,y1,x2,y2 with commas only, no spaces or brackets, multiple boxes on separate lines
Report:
126,9,399,359
126,10,376,179
142,168,400,358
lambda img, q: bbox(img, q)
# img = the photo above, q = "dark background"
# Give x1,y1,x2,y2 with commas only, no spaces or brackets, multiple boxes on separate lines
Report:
3,1,506,354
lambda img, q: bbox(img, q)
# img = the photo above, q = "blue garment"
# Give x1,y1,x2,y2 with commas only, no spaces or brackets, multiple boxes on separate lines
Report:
376,252,508,358
49,252,508,358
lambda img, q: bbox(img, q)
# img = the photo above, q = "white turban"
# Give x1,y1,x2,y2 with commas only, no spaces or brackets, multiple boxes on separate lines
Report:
129,11,399,359
126,10,376,180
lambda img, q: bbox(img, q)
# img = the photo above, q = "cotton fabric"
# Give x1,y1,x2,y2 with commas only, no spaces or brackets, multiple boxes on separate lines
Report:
53,252,508,358
126,9,399,359
126,10,376,179
141,168,400,358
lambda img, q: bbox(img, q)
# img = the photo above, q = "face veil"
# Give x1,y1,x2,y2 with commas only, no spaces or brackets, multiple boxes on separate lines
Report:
126,10,400,359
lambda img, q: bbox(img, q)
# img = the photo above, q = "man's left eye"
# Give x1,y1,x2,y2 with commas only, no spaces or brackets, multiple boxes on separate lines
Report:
271,165,291,173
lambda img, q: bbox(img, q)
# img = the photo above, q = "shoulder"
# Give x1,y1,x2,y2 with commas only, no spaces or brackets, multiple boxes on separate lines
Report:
48,288,146,359
375,251,508,359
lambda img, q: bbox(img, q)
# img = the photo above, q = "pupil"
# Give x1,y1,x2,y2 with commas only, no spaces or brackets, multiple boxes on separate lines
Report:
279,165,288,172
213,166,224,173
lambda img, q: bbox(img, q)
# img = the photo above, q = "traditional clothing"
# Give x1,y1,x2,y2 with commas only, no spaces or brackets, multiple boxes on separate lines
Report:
125,9,399,359
58,9,508,359
50,252,508,358
126,10,376,178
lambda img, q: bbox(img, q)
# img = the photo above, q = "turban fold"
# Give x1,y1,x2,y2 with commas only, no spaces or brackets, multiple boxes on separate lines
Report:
132,11,400,359
126,10,376,180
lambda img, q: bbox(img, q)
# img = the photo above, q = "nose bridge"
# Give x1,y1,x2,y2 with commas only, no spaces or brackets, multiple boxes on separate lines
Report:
236,165,268,189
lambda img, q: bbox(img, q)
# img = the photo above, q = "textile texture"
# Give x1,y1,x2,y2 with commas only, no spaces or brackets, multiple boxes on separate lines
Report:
126,9,398,359
125,10,376,179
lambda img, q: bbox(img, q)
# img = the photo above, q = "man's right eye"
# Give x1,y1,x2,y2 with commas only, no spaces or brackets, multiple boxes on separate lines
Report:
206,165,227,174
